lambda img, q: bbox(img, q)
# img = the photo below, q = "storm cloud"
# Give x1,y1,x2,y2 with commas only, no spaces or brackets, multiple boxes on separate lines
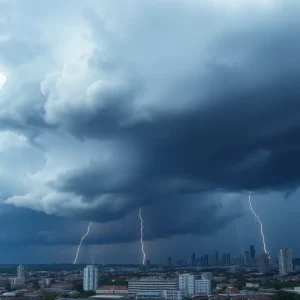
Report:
0,0,300,253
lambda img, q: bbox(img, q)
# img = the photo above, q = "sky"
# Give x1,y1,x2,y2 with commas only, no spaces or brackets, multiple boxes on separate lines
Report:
0,0,300,264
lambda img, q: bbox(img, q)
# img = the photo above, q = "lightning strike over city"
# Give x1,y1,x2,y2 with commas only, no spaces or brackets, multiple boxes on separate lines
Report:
138,208,146,265
73,222,93,264
248,193,268,255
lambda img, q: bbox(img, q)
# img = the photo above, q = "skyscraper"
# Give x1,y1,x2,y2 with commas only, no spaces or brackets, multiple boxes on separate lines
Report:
279,249,293,275
16,265,25,284
215,250,219,265
203,254,209,266
243,251,250,265
191,253,196,266
83,265,98,291
146,260,151,268
250,245,256,264
168,256,172,266
222,253,231,266
179,274,194,297
258,253,269,274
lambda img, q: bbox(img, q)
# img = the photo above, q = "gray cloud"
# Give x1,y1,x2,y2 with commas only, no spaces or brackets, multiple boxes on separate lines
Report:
0,0,300,248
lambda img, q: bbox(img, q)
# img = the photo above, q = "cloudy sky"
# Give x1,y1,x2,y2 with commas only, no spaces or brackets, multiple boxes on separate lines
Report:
0,0,300,264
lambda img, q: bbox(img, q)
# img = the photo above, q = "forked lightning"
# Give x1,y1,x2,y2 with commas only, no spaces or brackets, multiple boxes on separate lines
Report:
138,208,146,265
248,192,268,254
73,222,93,264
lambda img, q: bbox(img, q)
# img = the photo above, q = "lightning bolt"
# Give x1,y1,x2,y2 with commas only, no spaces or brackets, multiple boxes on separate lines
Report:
73,222,93,264
248,192,268,255
138,208,146,265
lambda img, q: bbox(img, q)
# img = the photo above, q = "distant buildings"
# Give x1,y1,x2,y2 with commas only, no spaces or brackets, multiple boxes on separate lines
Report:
191,253,196,266
83,265,98,291
146,260,151,269
250,245,256,264
214,250,219,265
179,274,194,297
222,253,231,266
258,253,269,274
243,251,250,265
168,257,172,266
279,248,293,275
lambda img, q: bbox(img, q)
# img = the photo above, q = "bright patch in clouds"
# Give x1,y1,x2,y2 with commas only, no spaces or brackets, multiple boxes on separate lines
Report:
0,72,6,89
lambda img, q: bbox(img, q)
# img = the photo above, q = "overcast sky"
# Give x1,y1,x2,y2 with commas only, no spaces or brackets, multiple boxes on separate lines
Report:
0,0,300,264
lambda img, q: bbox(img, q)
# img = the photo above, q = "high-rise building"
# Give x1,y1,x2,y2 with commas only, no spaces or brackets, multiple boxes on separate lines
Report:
83,265,98,291
194,279,211,295
279,249,293,275
128,278,179,293
16,265,25,284
243,251,250,265
168,256,172,266
191,253,196,266
258,253,269,274
147,260,151,269
215,250,219,265
203,254,209,266
179,274,194,297
222,253,231,266
250,245,256,264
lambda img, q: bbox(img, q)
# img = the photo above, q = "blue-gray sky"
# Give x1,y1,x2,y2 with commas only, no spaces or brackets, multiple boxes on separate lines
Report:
0,0,300,264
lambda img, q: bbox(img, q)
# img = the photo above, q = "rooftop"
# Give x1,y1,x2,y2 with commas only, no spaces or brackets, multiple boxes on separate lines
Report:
98,286,128,290
136,292,162,296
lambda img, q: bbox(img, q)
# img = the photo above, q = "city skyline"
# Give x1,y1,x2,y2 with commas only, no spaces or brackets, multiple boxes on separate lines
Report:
0,0,300,263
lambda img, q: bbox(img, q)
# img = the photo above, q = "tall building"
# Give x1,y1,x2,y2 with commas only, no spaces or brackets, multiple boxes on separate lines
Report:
250,245,256,264
147,260,151,269
258,253,269,274
243,251,250,265
215,250,219,265
128,278,179,293
194,279,211,295
83,265,98,291
16,265,25,284
279,249,293,275
191,253,196,266
179,274,194,297
168,256,172,266
203,254,209,266
222,253,231,266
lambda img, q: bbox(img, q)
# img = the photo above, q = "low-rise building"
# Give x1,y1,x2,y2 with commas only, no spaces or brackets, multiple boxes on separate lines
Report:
162,290,182,300
128,278,178,294
96,286,128,295
136,292,163,300
194,280,211,295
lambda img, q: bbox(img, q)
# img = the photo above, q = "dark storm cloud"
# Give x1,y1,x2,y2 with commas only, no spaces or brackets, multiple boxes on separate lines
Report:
0,193,242,247
2,0,300,247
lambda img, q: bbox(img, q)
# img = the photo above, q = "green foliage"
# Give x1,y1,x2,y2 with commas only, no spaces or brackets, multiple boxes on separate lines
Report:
264,280,300,290
72,280,83,292
98,275,127,286
41,291,59,300
272,291,300,300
